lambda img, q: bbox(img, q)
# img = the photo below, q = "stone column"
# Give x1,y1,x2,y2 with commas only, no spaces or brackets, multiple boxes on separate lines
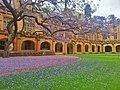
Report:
112,44,116,53
16,38,21,52
89,43,92,53
52,41,56,52
82,42,85,53
72,44,74,54
101,44,103,53
74,44,77,54
35,40,39,52
63,43,67,54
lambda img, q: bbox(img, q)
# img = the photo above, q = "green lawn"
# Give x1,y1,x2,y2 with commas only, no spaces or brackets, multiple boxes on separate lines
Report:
0,54,120,90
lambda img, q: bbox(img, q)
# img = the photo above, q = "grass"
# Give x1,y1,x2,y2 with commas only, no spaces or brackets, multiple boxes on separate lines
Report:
0,54,120,90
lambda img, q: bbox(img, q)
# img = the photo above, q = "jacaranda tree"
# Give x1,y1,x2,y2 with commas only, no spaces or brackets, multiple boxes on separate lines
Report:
0,0,119,57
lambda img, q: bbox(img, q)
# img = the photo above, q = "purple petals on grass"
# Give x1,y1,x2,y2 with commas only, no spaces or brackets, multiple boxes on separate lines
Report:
0,55,80,76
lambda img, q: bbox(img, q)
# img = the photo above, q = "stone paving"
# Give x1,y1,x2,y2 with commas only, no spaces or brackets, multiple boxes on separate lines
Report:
0,55,80,76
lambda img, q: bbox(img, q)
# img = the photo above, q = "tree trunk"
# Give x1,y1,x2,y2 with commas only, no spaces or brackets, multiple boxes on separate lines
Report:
65,0,68,9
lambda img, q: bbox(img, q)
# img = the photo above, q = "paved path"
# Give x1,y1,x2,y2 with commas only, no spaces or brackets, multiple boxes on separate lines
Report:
0,55,80,76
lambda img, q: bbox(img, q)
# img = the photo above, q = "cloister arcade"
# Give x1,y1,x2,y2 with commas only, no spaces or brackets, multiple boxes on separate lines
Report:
0,38,120,54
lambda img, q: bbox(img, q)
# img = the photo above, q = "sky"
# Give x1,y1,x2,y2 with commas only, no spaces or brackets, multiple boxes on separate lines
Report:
92,0,120,18
31,0,120,18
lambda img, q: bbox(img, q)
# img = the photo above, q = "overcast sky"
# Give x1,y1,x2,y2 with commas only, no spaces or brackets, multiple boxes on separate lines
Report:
1,0,120,18
92,0,120,18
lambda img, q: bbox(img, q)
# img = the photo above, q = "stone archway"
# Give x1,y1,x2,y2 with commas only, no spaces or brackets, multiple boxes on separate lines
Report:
41,42,50,50
85,45,89,52
22,40,35,50
67,43,73,54
92,45,95,52
77,44,81,52
0,39,14,51
105,46,112,52
116,45,120,52
0,39,7,50
55,42,63,52
98,46,100,52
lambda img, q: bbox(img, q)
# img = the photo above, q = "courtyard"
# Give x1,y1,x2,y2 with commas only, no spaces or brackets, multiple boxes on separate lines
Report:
0,0,120,89
0,55,80,76
0,54,120,89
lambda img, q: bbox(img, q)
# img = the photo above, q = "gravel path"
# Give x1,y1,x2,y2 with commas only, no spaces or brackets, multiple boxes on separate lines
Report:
0,55,80,76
